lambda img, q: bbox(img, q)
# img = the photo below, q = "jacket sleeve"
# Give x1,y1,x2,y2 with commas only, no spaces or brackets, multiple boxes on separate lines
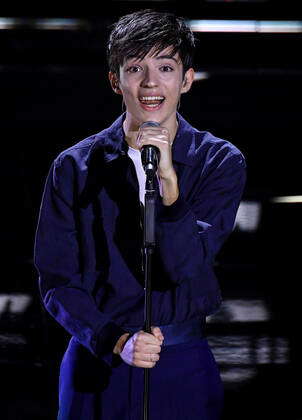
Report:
34,155,126,364
156,149,246,284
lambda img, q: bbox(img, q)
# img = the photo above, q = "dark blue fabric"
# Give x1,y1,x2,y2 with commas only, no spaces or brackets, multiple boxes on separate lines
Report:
34,113,245,418
34,113,246,362
58,337,224,420
126,318,206,346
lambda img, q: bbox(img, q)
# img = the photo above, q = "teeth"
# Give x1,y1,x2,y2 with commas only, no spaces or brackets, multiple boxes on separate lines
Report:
140,96,164,101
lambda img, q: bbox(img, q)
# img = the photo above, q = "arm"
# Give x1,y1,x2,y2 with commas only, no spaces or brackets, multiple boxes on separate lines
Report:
34,155,126,364
136,125,246,285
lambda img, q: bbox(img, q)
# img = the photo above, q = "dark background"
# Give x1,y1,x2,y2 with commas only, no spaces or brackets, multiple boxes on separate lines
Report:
1,1,302,419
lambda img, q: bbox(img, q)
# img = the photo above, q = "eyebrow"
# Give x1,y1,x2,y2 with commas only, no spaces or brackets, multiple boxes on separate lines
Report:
155,55,179,64
124,54,180,66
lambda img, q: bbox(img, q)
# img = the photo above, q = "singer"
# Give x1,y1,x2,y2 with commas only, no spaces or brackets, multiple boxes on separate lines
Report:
34,9,246,420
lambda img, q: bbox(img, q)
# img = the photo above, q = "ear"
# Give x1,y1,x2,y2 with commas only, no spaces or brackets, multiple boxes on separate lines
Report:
181,68,195,94
109,71,122,95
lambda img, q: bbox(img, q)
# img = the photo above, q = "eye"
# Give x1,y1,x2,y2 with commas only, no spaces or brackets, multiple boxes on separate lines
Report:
126,65,142,73
160,65,173,72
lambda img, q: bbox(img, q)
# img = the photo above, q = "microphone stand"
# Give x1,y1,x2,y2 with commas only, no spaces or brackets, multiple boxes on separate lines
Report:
143,167,157,420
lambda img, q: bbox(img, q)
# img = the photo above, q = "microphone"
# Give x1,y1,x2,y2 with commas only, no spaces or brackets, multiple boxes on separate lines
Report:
140,121,160,178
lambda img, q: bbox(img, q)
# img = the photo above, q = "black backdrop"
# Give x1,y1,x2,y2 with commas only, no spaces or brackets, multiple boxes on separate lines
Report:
1,1,302,419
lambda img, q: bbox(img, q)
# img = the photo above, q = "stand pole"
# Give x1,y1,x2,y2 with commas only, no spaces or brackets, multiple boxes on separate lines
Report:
143,175,156,420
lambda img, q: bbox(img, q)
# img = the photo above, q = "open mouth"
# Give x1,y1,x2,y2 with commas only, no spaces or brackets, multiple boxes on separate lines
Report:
139,96,165,109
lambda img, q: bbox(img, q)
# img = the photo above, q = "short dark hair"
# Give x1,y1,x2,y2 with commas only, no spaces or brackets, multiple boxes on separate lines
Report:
107,9,195,77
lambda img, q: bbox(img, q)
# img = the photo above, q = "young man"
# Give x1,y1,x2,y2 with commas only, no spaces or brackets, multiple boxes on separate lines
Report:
34,9,246,420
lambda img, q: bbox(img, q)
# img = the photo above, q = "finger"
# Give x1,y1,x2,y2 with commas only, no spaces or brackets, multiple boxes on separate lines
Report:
135,331,161,345
134,352,160,363
137,133,169,143
138,128,169,141
151,326,164,342
145,344,162,353
139,130,169,139
141,137,170,146
137,138,171,150
139,129,169,138
134,342,162,354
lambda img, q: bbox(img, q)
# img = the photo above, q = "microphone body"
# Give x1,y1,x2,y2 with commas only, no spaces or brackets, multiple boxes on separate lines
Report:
140,121,160,177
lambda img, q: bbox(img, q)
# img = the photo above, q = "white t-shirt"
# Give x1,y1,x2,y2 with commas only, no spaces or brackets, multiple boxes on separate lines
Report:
127,146,146,205
127,146,162,205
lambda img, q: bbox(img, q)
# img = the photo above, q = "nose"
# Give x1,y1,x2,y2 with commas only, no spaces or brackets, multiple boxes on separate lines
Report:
140,67,158,88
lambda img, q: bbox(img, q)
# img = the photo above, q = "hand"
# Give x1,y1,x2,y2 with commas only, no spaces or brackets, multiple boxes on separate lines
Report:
115,327,164,368
137,126,179,205
136,126,174,180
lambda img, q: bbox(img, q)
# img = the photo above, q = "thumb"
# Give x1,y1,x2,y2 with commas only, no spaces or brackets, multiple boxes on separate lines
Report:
151,326,164,342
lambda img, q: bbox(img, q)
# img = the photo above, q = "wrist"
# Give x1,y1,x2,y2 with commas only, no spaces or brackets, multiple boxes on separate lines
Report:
160,171,179,206
162,191,179,206
158,168,177,182
113,333,130,355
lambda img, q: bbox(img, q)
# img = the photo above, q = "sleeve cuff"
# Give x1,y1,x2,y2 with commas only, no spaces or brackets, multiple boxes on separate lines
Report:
156,194,190,222
95,321,127,361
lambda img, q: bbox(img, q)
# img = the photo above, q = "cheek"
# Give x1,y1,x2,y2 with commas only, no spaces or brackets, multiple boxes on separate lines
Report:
120,88,135,104
169,85,183,104
119,82,137,99
164,77,184,97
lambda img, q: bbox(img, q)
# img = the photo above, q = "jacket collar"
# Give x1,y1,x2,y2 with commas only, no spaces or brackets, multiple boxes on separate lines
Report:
99,112,196,167
172,113,196,167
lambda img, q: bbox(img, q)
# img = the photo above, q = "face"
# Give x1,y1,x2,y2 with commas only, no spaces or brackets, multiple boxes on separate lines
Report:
109,47,194,132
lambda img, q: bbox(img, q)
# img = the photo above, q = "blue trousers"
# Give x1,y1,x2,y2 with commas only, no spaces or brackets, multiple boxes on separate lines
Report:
58,337,224,419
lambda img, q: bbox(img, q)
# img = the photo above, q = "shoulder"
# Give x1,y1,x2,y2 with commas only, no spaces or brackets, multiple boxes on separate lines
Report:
177,114,246,170
189,129,247,196
53,114,125,172
54,130,108,172
195,130,246,169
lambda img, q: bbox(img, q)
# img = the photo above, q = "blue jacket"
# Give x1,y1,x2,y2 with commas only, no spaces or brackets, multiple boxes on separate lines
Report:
34,113,246,363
